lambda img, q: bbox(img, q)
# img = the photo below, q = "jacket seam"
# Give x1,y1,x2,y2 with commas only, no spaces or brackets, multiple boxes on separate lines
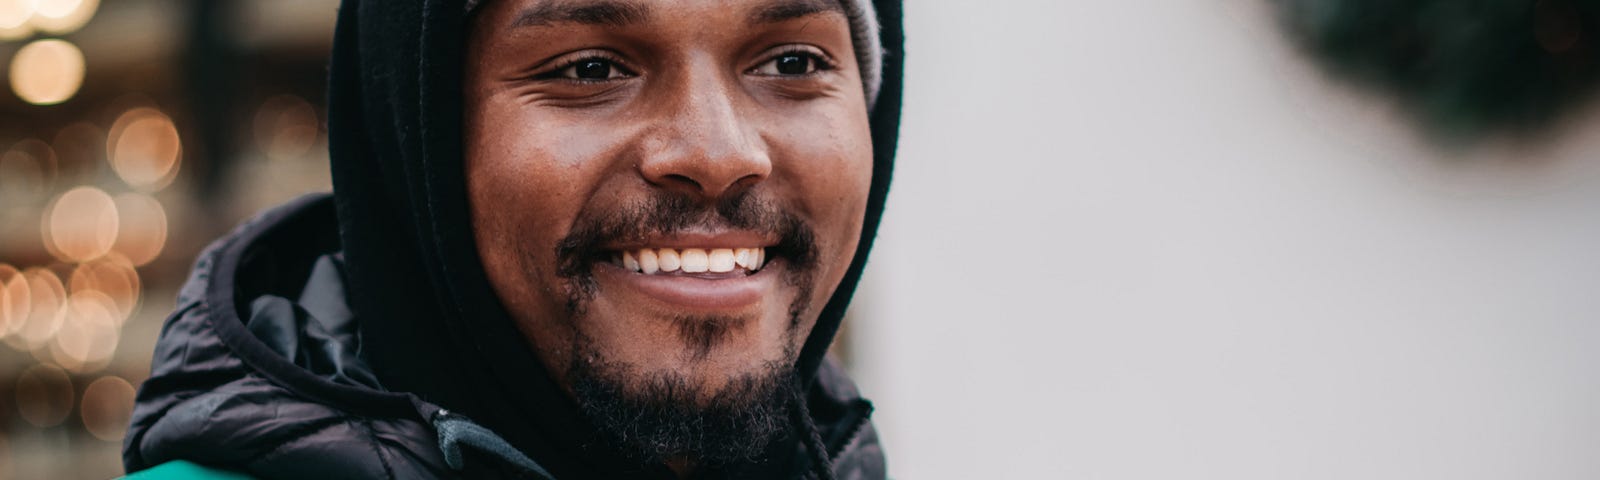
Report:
246,415,353,468
357,416,399,480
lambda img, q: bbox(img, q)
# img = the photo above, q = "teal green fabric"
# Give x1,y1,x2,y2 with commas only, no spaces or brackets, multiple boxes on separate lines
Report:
122,461,255,480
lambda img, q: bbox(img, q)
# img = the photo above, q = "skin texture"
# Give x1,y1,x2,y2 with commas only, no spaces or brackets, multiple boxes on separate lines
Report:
462,0,873,466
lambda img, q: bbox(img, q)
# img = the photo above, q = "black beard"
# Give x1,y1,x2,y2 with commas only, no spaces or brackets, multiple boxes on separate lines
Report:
546,190,823,465
566,338,800,466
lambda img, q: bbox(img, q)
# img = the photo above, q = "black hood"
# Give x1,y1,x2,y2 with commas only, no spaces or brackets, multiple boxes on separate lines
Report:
326,0,903,477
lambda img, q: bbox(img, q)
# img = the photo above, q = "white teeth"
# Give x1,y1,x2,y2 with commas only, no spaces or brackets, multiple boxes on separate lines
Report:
623,251,640,272
638,249,659,274
708,249,735,273
617,247,766,274
657,248,681,272
680,248,709,273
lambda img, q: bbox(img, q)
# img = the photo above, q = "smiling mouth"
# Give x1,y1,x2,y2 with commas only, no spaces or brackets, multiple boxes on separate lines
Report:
594,246,780,311
608,247,768,277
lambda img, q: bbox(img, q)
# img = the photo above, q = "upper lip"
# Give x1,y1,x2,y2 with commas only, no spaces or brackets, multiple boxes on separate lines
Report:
600,230,779,251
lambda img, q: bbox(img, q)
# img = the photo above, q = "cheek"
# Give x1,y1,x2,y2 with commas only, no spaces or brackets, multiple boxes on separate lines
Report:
464,98,623,315
467,125,566,255
466,95,633,237
766,104,874,283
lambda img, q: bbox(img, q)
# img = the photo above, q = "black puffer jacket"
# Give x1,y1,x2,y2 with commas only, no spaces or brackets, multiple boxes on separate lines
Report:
123,194,886,479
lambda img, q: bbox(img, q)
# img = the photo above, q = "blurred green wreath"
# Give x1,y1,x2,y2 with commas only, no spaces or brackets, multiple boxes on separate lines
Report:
1273,0,1600,139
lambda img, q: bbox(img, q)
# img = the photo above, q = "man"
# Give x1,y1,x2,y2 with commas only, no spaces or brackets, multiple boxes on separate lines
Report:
122,0,902,478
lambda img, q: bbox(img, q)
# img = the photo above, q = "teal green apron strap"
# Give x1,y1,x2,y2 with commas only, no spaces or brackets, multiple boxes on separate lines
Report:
121,460,255,480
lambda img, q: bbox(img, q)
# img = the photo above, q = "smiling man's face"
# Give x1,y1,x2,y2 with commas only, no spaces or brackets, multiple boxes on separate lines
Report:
463,0,873,463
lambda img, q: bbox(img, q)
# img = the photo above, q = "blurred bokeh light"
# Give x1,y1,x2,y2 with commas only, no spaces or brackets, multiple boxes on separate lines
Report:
44,186,118,263
16,364,72,428
29,0,96,34
0,0,38,41
12,268,65,352
78,375,133,442
254,94,319,162
9,38,84,105
48,290,119,373
110,194,167,266
107,108,180,191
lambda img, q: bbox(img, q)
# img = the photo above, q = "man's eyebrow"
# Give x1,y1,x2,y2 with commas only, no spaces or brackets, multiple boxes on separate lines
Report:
749,0,845,24
511,0,653,28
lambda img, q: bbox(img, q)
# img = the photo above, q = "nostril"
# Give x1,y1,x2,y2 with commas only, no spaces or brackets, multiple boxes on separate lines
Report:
658,173,702,192
726,173,764,194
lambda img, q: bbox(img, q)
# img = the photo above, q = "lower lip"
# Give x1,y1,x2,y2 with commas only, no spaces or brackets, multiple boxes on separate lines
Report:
593,260,779,311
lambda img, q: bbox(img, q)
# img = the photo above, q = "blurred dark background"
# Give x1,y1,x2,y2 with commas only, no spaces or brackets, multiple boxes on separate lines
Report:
0,1,338,477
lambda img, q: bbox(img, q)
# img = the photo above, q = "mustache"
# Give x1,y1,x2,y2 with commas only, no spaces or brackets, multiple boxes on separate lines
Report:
554,190,818,283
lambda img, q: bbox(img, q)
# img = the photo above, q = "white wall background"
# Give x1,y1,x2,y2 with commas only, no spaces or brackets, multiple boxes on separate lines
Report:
851,1,1600,479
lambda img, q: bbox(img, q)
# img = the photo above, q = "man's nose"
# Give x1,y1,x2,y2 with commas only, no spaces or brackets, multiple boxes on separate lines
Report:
637,76,771,200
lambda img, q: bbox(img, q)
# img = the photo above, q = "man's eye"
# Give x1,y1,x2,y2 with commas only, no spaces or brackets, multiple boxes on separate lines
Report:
753,52,824,76
555,58,628,81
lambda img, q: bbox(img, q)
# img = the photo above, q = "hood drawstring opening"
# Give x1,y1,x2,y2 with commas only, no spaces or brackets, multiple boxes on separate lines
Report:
791,377,838,480
434,409,556,480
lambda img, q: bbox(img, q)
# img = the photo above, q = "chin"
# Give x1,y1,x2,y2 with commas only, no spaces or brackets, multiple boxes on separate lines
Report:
572,259,810,398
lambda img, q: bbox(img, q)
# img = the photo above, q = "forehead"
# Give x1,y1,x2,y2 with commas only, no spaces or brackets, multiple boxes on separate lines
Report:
491,0,844,29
